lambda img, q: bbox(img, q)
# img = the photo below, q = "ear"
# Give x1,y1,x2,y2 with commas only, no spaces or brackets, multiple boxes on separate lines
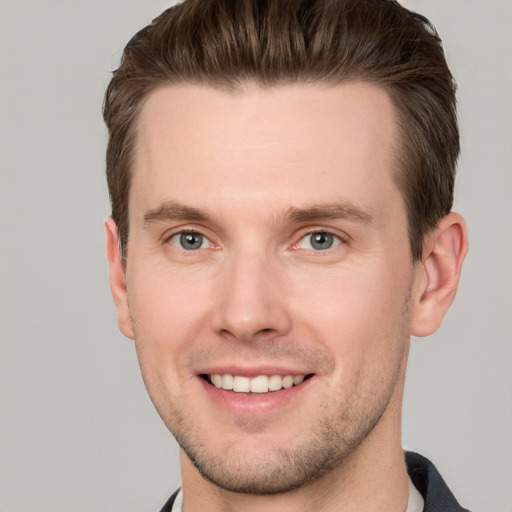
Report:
105,217,134,339
411,212,468,337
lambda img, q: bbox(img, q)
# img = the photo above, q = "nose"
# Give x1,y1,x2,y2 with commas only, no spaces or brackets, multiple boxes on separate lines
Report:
211,249,292,343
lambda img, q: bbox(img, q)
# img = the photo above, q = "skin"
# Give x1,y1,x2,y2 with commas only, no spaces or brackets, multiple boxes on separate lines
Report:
106,82,467,512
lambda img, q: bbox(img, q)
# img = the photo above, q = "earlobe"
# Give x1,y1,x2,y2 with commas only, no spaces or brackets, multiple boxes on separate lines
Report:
105,217,135,339
411,212,468,337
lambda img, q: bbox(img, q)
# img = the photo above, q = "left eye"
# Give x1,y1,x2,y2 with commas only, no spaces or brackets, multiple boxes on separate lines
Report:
297,231,342,251
168,231,210,250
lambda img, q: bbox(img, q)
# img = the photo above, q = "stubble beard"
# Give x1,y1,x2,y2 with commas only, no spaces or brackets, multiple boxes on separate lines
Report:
165,344,407,496
138,293,412,496
174,396,394,495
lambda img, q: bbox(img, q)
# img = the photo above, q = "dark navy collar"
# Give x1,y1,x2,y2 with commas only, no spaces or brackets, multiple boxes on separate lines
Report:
406,451,471,512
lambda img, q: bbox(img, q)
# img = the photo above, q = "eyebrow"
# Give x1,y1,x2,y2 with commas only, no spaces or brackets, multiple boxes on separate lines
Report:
281,202,374,225
144,201,211,225
143,199,374,227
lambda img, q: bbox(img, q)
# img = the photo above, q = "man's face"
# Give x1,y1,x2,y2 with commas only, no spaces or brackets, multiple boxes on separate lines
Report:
115,83,424,493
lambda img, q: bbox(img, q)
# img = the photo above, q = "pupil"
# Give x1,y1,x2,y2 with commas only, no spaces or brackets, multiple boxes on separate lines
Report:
181,232,203,250
311,232,333,250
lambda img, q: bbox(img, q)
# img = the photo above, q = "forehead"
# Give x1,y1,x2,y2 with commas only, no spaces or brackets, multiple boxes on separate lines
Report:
131,82,401,223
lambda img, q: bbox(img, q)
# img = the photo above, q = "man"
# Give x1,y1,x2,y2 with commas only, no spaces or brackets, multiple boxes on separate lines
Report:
103,0,470,510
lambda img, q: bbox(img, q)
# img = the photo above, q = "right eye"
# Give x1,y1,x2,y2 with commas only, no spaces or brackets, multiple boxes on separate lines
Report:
296,231,342,251
168,231,211,250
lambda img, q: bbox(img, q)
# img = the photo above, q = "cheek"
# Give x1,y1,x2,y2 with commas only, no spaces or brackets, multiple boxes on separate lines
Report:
126,263,215,380
291,259,412,369
127,269,215,422
129,257,212,325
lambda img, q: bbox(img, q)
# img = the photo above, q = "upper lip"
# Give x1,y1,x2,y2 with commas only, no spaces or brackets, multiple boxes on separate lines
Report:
196,365,311,377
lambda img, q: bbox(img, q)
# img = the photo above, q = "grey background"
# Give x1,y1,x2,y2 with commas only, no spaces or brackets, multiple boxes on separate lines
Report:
0,1,510,511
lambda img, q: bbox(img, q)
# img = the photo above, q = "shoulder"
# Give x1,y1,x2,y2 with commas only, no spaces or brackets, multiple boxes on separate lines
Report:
406,451,471,512
159,488,181,512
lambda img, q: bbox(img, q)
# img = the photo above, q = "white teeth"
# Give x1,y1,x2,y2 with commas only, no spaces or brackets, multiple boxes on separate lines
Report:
282,375,294,389
293,375,305,385
250,375,269,393
221,373,234,390
212,374,222,388
209,373,307,393
268,374,283,391
233,375,251,392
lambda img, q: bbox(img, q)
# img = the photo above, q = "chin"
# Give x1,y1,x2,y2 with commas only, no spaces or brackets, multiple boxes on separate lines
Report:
174,409,385,495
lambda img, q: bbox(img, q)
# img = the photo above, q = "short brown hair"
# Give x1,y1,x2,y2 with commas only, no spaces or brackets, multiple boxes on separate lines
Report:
103,0,459,261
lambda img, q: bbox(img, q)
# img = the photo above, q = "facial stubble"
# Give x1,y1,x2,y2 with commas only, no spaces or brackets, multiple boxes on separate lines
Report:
135,312,411,496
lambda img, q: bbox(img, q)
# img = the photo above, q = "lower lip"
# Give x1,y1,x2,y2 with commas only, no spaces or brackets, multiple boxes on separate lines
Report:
199,376,312,415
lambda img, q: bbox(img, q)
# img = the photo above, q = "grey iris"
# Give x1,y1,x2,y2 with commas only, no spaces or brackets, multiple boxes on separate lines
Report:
310,232,334,250
180,232,203,250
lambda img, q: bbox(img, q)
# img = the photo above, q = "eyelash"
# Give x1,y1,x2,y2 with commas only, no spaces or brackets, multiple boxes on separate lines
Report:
292,229,344,251
165,228,345,252
166,229,214,251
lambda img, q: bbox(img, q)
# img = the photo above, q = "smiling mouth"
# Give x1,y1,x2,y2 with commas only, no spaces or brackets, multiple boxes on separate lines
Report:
203,373,312,393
